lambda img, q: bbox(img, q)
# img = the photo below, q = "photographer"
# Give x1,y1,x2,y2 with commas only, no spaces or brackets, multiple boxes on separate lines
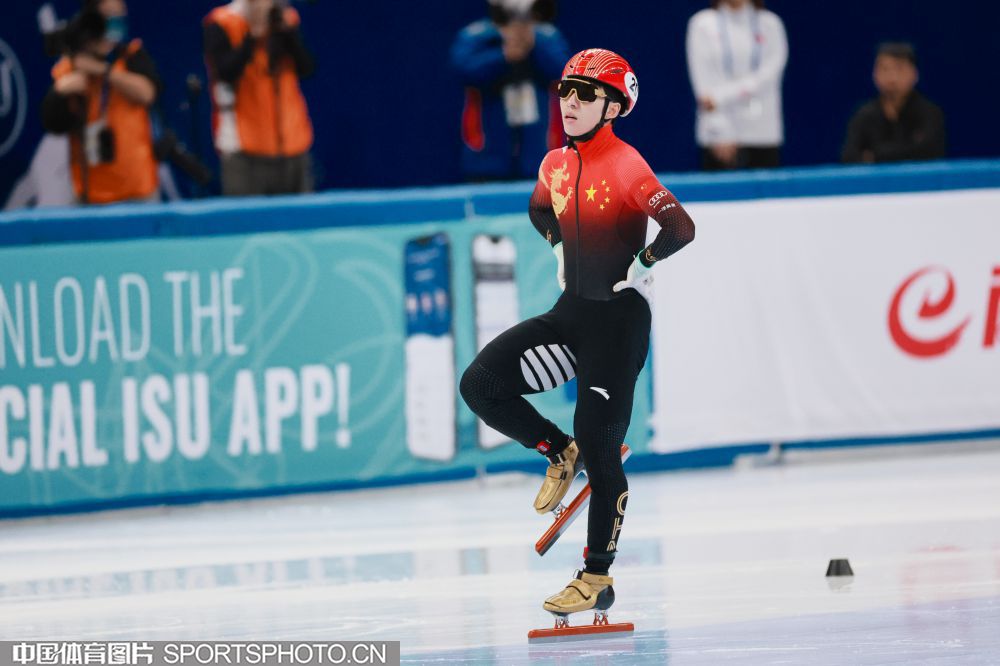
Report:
450,0,569,181
40,0,161,204
204,0,316,196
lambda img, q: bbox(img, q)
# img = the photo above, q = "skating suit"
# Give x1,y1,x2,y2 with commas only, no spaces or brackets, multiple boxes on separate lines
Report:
460,123,695,567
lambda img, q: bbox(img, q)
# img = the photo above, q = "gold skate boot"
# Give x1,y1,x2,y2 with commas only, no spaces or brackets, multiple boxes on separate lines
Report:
533,440,583,514
542,570,615,616
529,570,632,640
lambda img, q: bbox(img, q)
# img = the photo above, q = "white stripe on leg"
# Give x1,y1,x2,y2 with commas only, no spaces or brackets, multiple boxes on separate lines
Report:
520,358,540,391
535,345,568,384
548,344,576,380
525,349,555,390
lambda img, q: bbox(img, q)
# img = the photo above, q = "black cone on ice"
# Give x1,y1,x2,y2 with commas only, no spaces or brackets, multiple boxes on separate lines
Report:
825,558,853,577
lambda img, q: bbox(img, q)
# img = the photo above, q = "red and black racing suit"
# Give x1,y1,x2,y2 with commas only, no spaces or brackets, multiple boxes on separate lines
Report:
460,123,695,574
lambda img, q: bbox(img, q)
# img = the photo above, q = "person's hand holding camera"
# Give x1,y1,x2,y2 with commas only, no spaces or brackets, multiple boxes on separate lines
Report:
247,0,272,38
248,15,268,38
500,21,534,63
54,70,88,95
72,52,109,77
247,0,290,38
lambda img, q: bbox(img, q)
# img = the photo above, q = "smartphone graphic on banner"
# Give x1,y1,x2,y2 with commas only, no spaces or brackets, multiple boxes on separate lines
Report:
472,234,520,449
404,233,456,462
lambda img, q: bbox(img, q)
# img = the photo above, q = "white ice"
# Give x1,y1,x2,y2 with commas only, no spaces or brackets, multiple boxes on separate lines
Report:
2,441,999,664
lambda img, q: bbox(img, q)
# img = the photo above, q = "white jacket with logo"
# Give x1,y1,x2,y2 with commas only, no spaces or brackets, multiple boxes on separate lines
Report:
686,5,788,147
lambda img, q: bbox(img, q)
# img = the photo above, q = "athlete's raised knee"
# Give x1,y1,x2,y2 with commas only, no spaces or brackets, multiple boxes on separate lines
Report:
460,361,503,411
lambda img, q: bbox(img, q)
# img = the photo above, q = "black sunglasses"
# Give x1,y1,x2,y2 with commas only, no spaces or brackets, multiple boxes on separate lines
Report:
557,79,608,103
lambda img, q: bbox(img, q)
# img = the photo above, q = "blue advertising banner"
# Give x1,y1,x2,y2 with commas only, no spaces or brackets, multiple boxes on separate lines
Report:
6,161,999,517
0,214,652,516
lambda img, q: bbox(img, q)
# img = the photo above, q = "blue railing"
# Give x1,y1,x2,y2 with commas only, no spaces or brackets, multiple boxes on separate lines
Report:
2,159,999,247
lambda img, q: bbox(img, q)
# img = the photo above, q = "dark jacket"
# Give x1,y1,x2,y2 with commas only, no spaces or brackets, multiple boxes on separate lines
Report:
450,20,569,181
841,91,946,163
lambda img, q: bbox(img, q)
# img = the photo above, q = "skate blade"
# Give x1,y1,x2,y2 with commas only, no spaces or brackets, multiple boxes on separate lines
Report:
536,444,631,556
527,622,634,643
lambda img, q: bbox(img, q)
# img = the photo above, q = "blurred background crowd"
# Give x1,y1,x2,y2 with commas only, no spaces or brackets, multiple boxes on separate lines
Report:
0,0,997,208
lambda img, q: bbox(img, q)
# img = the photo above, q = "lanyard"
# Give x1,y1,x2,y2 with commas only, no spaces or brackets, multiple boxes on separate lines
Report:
718,8,762,78
97,44,126,119
98,75,112,119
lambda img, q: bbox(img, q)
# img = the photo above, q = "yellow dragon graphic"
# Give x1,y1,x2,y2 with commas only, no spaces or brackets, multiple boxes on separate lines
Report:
547,162,574,217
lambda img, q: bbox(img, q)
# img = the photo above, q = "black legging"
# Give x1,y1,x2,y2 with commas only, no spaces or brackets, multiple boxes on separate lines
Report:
460,289,651,573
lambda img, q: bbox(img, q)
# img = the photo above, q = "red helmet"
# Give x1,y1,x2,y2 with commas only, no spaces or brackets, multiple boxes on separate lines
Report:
562,49,639,117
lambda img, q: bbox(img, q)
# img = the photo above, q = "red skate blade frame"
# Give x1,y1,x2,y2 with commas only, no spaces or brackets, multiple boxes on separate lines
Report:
535,444,631,556
528,622,634,643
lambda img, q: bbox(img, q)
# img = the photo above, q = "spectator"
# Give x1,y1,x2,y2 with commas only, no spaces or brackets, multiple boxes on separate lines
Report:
686,0,788,171
40,0,161,204
204,0,315,196
841,43,946,164
451,0,569,182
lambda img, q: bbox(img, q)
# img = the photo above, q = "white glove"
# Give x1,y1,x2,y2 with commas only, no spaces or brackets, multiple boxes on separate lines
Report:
552,242,566,291
612,253,654,304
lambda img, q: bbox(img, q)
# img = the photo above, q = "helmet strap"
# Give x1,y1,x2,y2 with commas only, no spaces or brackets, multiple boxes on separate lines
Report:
567,98,611,146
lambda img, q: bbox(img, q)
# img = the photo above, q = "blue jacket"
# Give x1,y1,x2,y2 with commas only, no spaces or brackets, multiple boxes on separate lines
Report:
451,20,570,181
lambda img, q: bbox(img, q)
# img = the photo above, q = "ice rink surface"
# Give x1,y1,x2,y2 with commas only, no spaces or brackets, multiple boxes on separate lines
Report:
2,443,999,664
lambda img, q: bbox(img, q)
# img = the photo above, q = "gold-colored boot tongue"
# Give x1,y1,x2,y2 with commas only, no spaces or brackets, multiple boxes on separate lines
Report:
533,440,582,514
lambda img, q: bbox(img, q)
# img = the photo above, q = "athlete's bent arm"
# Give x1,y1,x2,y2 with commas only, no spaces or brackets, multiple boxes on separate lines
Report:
636,185,695,268
528,176,567,290
616,155,695,267
528,178,562,247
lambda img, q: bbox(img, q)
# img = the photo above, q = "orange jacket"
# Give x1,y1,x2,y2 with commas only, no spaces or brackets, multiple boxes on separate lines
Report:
51,40,158,204
205,5,314,157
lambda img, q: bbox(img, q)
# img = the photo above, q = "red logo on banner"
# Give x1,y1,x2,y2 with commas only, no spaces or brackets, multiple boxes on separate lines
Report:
984,267,1000,348
888,267,971,358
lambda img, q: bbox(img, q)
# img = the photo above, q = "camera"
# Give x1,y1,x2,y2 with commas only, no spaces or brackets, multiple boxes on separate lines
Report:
269,3,286,31
43,10,107,58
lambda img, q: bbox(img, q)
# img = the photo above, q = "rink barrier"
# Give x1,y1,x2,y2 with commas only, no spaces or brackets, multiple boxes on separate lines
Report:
2,428,999,520
1,160,999,519
2,159,1000,245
